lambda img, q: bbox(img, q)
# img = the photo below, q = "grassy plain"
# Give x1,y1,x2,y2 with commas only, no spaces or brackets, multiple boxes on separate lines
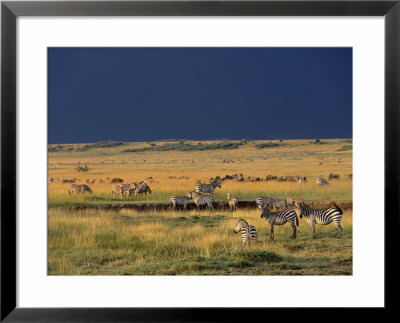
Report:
48,138,352,206
48,208,352,275
48,138,352,275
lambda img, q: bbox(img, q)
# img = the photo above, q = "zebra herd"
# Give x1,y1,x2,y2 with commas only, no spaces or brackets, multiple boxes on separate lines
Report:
167,178,344,245
112,181,152,199
236,200,344,247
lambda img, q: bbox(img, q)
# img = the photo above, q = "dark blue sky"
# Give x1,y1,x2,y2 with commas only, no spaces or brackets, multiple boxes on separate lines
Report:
48,48,352,144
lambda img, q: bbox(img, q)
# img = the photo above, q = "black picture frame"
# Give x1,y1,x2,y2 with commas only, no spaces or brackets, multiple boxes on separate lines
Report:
1,0,398,321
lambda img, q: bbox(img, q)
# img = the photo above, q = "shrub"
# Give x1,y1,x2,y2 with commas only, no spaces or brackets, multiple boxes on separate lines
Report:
255,142,280,149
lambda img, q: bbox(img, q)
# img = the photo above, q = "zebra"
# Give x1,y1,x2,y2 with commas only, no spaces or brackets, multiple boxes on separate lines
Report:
170,195,190,210
255,196,287,210
68,184,93,195
111,184,133,199
194,180,221,196
227,193,238,211
316,177,329,185
233,218,258,247
260,206,299,240
186,191,214,211
133,181,152,197
297,201,343,239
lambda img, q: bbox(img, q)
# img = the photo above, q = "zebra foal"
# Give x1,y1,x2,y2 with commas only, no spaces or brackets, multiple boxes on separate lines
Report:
233,219,258,247
297,201,343,239
260,206,299,240
227,193,238,211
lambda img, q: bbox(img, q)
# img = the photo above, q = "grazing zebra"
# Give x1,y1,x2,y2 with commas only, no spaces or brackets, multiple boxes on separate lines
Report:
170,195,190,210
134,181,152,197
68,184,93,195
316,177,329,185
111,177,124,183
329,173,340,180
260,206,299,240
255,196,287,210
233,218,258,247
111,184,133,199
297,201,343,239
186,191,214,211
298,177,307,184
227,193,238,211
194,180,221,196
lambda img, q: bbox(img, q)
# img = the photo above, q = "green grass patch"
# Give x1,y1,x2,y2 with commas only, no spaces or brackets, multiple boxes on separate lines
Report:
122,142,242,153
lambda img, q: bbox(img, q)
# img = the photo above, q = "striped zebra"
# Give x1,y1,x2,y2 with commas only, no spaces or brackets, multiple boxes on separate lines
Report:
133,181,152,197
194,180,221,196
255,196,287,210
170,195,190,210
112,184,131,199
68,184,93,195
186,191,214,211
227,193,238,211
260,206,299,240
298,201,343,239
233,218,258,247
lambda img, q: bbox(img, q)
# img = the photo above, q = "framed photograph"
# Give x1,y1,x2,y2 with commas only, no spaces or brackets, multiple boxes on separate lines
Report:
1,0,398,321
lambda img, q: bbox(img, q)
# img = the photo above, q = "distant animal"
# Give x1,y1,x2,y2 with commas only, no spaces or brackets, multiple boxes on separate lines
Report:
329,173,340,180
227,193,238,211
48,177,54,183
170,195,190,210
260,206,299,240
99,178,110,184
295,176,307,184
265,175,277,181
255,197,287,210
348,174,353,180
111,178,123,183
68,184,93,195
186,191,214,211
316,177,329,185
194,180,221,196
297,201,343,239
86,179,96,184
112,184,126,199
62,179,76,183
233,218,258,247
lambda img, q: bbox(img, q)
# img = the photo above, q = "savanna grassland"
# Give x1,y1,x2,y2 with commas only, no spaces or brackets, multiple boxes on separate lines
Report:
48,138,352,275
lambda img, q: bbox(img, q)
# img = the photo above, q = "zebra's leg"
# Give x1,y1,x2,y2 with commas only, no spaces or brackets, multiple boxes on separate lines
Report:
270,224,274,240
291,221,296,239
183,202,187,211
312,219,316,239
337,223,342,239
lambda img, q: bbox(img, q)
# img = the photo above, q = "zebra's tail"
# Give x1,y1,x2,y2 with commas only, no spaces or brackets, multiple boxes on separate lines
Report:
332,202,343,214
295,214,299,227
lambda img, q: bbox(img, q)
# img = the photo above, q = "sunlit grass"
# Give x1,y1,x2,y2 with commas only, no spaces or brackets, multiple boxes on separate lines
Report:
48,208,352,275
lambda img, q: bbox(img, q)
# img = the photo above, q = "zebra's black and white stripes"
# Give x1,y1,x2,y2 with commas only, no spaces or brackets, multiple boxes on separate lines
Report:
260,206,299,240
186,191,214,210
194,180,221,196
170,195,189,210
298,201,343,238
256,196,287,210
233,218,258,247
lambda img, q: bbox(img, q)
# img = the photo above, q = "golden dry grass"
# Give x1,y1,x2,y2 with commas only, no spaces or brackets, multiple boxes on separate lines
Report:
48,139,352,206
